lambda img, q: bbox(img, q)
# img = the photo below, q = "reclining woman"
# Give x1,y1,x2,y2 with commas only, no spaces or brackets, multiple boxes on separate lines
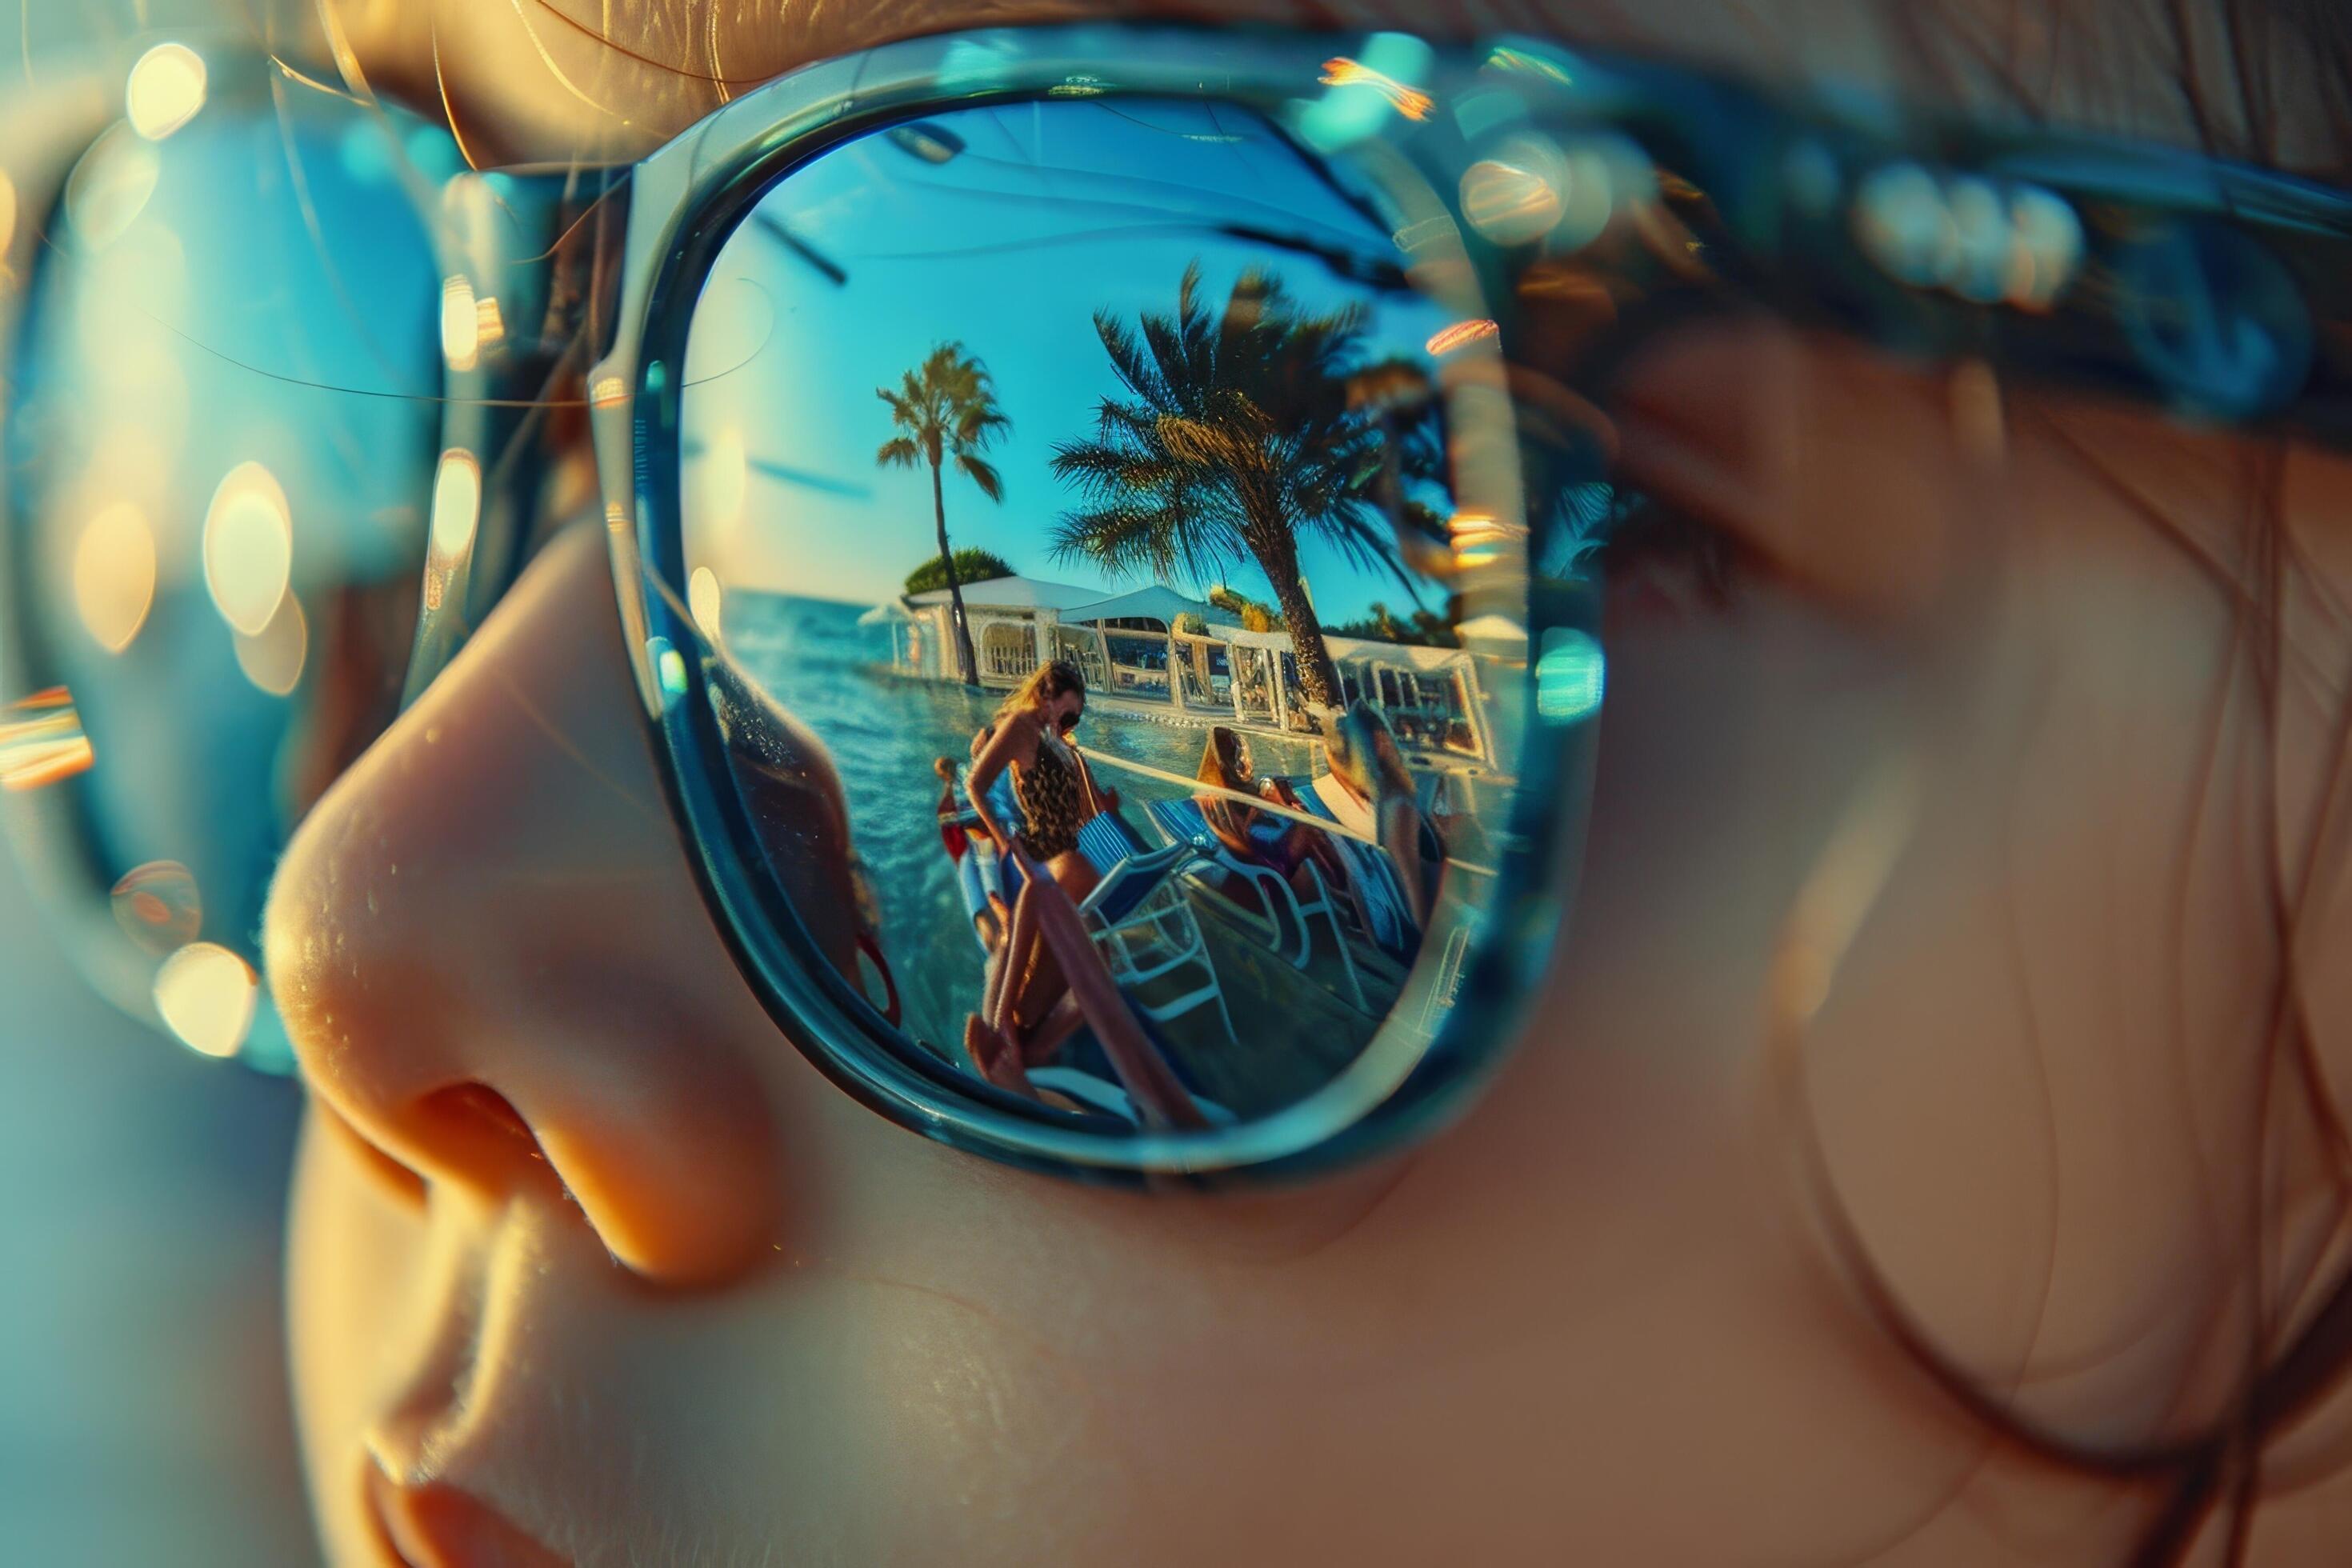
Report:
1251,702,1447,946
1195,724,1353,898
1322,703,1445,932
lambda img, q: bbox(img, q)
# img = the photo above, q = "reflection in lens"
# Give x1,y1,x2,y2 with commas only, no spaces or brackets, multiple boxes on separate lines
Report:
1426,318,1501,356
682,99,1527,1137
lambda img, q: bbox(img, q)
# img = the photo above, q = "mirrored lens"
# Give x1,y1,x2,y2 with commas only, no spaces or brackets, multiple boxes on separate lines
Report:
3,74,459,1062
679,98,1542,1137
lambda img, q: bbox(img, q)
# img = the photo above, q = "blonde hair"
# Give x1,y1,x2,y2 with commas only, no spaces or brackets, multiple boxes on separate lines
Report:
1197,726,1254,791
990,659,1086,729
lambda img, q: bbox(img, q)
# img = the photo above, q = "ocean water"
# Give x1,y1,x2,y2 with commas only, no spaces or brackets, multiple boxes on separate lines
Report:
719,592,1331,1055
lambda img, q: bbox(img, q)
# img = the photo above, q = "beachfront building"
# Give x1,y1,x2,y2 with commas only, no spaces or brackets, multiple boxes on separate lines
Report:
862,573,1501,768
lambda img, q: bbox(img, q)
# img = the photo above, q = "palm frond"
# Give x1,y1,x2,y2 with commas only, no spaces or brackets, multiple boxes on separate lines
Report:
877,341,1012,504
1050,257,1454,669
955,454,1004,502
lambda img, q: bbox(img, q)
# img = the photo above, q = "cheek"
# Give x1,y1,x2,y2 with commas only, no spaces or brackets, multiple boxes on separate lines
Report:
1554,418,2288,1437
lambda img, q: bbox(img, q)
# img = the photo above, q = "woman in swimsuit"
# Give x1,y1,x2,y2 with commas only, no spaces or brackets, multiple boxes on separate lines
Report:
961,661,1117,1090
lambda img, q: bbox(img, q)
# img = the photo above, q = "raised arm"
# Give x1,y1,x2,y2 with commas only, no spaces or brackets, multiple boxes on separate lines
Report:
966,716,1028,850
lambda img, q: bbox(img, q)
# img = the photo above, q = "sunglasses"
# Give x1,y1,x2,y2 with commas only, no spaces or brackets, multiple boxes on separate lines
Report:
5,26,2348,1182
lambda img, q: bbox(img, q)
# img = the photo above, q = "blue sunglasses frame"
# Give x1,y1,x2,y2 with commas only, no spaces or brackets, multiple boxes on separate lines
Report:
326,20,2352,1183
11,22,2352,1184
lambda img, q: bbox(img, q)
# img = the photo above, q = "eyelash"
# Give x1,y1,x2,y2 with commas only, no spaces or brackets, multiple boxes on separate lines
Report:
1592,490,1748,607
1533,477,1749,608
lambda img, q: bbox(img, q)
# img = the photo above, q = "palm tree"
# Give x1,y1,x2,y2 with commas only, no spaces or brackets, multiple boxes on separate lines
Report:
877,342,1009,687
1049,262,1436,713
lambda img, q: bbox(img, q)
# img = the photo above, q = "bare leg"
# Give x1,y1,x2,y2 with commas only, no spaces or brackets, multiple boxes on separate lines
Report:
962,1013,1035,1098
1014,866,1205,1131
1018,993,1088,1068
990,880,1046,1038
977,940,1007,1030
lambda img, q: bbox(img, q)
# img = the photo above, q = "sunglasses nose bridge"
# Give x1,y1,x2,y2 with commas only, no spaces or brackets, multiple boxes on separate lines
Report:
403,168,630,707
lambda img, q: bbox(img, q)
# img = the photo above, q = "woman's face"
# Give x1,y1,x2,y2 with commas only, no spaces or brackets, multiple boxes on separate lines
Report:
278,3,2352,1564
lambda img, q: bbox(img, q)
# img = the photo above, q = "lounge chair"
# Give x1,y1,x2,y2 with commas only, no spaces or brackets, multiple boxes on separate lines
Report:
1142,797,1366,1012
1291,777,1429,962
1072,811,1235,1044
943,765,1233,1044
1028,1065,1236,1128
1413,906,1482,1038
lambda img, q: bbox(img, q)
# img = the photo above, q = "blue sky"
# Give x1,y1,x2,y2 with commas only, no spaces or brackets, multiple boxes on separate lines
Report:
680,98,1460,626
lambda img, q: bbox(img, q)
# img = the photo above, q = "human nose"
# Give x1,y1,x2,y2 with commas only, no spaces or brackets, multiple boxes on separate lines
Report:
265,524,782,1286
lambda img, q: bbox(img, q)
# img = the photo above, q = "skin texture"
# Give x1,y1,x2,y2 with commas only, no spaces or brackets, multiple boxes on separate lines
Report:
271,2,2352,1562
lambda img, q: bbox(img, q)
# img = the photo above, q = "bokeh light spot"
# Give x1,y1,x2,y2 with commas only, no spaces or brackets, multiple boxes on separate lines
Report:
202,462,294,637
430,449,482,558
234,593,309,697
1945,177,2012,303
650,635,689,712
0,689,94,791
441,274,481,372
126,43,207,142
338,119,394,184
688,565,724,640
1300,35,1436,150
1461,138,1566,247
110,861,203,954
154,942,257,1059
2008,186,2084,310
72,501,158,653
1536,630,1606,723
1552,144,1618,251
64,124,161,249
1426,319,1499,356
1853,161,1954,289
